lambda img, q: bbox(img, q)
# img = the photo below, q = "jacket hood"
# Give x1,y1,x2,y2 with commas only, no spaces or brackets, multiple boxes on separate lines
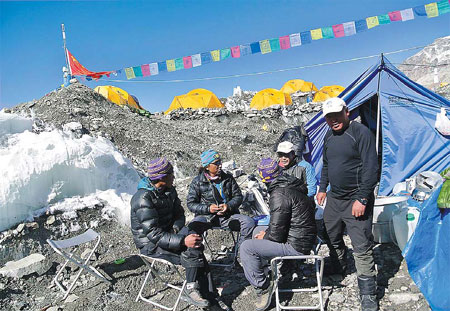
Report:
198,170,232,183
268,173,307,195
137,177,155,191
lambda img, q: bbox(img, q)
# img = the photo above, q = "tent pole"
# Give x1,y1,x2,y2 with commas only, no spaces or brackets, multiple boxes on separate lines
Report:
375,54,384,154
61,24,70,75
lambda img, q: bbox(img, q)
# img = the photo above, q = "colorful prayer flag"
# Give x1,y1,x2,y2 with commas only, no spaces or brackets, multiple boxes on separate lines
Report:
240,44,251,56
211,50,220,61
366,16,379,29
183,56,193,69
310,28,323,40
220,48,231,60
141,64,150,77
279,36,291,49
174,58,184,70
269,38,280,51
125,67,135,79
400,8,415,21
191,54,201,67
332,24,345,38
425,2,439,17
414,5,427,16
300,31,312,44
355,19,368,32
231,46,241,58
289,33,301,47
322,26,334,39
343,21,356,36
166,59,176,72
158,61,167,72
250,42,261,54
438,0,450,14
201,52,212,64
133,66,143,77
388,11,402,21
149,63,159,75
378,14,391,24
259,39,272,54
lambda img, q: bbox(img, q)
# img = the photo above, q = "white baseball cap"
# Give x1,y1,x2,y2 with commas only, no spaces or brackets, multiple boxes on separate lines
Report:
276,141,294,154
322,97,347,117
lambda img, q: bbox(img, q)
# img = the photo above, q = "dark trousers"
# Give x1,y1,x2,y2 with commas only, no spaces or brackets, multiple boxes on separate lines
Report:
323,194,376,277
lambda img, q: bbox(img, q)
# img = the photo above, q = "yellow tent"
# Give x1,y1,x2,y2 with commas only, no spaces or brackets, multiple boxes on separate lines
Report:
94,86,141,110
280,79,318,94
165,88,224,114
319,85,345,97
250,88,292,110
313,91,331,102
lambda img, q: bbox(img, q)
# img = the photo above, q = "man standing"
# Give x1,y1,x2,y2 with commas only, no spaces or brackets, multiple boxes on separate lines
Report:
316,97,379,311
240,158,317,311
130,158,227,310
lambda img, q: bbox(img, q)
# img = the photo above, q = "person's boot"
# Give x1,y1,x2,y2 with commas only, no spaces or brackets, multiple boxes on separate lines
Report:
183,282,210,308
357,275,379,311
254,278,274,311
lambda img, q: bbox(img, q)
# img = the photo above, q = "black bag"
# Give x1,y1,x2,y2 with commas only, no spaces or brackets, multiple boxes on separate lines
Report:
273,125,308,157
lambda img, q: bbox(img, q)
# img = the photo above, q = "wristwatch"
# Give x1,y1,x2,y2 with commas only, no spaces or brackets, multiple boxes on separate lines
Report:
357,198,368,205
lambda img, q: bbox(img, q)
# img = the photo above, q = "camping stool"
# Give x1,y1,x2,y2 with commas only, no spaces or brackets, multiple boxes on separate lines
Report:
46,229,111,300
136,254,187,311
203,223,240,269
270,238,325,311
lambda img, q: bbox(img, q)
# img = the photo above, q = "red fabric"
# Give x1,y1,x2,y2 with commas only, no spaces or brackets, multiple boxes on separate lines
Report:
279,36,291,49
183,56,193,69
332,24,345,38
141,64,151,77
388,11,402,21
67,50,113,79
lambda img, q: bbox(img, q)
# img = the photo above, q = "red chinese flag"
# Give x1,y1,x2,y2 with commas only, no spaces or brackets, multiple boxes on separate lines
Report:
332,24,345,38
66,49,113,79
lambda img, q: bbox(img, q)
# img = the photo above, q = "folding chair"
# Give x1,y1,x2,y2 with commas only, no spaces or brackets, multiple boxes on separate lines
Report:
136,254,187,311
270,239,325,311
203,220,241,269
46,229,110,299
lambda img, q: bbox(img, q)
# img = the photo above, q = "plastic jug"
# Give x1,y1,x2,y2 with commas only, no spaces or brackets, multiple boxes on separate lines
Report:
392,207,420,252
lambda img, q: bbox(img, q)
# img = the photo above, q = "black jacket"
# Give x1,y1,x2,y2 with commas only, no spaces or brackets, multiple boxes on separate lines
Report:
187,171,243,216
130,178,186,254
265,174,317,254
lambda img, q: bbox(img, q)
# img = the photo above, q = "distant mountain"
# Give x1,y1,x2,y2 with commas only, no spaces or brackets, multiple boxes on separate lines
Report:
398,36,450,90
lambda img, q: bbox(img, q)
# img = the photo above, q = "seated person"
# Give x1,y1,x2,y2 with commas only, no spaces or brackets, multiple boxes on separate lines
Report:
187,149,255,250
239,158,317,311
130,157,227,310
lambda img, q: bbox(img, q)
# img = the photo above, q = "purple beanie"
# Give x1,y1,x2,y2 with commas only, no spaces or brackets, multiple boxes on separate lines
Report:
147,158,173,181
258,157,281,183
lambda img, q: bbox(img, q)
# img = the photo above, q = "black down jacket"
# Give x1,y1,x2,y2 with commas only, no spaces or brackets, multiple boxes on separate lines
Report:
130,178,186,254
187,171,243,216
265,174,317,254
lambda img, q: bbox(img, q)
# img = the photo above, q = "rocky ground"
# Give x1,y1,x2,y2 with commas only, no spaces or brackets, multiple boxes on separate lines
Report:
0,82,439,310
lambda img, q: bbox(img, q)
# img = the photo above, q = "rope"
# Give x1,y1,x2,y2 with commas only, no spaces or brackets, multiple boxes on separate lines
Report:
94,45,427,84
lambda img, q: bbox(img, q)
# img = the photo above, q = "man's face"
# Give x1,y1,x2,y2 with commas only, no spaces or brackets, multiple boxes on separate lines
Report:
277,152,295,168
160,172,175,189
324,108,350,132
207,160,222,176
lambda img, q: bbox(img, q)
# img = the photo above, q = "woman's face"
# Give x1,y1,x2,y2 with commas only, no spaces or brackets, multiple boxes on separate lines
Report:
207,160,222,176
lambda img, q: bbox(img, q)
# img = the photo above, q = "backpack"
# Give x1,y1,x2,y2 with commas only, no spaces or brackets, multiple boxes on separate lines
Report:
273,125,308,158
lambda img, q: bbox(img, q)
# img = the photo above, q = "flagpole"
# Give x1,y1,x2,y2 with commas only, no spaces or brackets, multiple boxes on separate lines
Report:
61,24,70,75
375,53,384,154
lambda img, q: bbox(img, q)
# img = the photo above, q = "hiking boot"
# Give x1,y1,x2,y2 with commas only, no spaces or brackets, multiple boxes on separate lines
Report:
358,275,378,311
323,261,346,276
254,279,274,311
183,282,210,308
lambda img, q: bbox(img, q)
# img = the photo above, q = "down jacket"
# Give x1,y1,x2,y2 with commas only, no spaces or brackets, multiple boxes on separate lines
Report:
187,171,243,216
265,174,317,254
130,178,186,254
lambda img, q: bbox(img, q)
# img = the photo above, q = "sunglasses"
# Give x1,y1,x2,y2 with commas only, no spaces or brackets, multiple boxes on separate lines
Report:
210,160,222,166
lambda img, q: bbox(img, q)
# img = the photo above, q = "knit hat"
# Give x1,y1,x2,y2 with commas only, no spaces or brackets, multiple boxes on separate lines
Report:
258,158,281,183
201,149,221,167
147,158,173,181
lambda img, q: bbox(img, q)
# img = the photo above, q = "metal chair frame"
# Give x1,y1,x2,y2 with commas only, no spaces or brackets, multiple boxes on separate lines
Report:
46,229,110,300
136,254,187,311
270,240,325,311
203,227,240,269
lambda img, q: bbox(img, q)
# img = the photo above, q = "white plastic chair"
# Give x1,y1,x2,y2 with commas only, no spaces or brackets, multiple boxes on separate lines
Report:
270,239,325,311
46,229,110,299
136,254,187,311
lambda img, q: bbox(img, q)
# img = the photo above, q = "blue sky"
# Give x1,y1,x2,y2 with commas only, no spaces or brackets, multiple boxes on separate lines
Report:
1,0,449,112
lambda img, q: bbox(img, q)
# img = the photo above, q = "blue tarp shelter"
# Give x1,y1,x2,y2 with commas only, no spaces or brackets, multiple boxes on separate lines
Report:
305,55,450,195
